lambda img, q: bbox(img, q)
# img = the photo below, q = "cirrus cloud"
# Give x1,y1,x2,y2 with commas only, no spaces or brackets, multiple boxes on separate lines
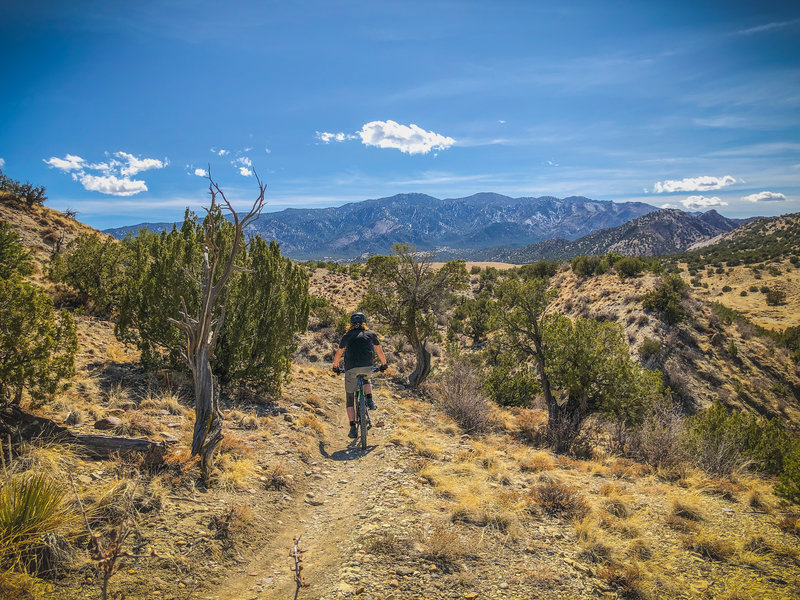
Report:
358,120,455,154
681,195,728,211
654,175,736,193
742,191,786,202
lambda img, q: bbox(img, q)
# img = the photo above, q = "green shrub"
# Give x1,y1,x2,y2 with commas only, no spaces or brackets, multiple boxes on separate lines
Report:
638,337,661,360
482,350,539,407
790,256,799,266
775,443,800,504
615,257,646,278
518,260,559,280
49,233,128,316
740,290,748,296
683,401,795,476
721,285,732,293
0,221,34,279
112,211,309,395
470,265,481,275
759,285,770,294
727,340,738,357
766,289,786,306
641,274,688,325
749,285,758,292
450,292,494,344
571,255,602,278
0,278,77,407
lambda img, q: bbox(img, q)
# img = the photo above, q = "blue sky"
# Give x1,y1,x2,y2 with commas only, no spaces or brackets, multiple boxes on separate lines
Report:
1,1,799,229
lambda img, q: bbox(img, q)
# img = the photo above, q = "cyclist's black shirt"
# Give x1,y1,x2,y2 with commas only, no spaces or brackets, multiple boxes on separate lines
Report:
339,328,380,370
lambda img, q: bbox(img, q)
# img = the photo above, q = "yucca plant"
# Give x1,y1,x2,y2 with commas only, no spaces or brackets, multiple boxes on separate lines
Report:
0,472,75,573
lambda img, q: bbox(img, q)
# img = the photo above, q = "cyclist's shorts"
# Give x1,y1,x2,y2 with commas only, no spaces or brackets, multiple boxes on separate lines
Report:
344,366,374,394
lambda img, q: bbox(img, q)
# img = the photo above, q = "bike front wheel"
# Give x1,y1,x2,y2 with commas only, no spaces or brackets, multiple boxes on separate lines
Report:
357,393,368,451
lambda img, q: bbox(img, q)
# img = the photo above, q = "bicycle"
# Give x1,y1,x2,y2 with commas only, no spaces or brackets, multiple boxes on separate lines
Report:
336,366,379,451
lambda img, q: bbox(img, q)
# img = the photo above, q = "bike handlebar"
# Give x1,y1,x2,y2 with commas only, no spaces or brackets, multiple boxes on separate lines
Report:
333,366,382,375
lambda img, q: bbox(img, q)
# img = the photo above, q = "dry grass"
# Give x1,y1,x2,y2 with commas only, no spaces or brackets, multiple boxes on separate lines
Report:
363,530,412,556
664,514,700,533
113,413,157,437
296,413,325,437
746,489,770,511
518,450,555,473
263,464,293,490
419,524,469,572
388,426,443,459
670,495,704,522
529,482,590,519
683,528,736,561
12,442,77,476
596,562,646,599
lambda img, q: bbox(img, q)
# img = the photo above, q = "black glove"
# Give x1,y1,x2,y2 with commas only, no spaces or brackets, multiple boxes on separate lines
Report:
332,365,340,373
379,363,388,372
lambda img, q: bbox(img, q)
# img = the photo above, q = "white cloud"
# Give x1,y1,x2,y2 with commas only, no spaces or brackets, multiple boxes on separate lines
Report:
231,156,253,176
114,151,166,176
742,191,786,202
681,195,728,211
0,158,5,167
44,150,166,196
265,146,271,154
498,120,506,124
218,149,229,156
653,175,736,193
194,168,207,177
316,131,357,143
660,203,677,209
358,120,455,154
76,173,147,196
44,154,86,172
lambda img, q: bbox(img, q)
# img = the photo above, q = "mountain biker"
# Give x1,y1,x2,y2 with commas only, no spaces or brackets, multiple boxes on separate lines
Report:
332,312,388,439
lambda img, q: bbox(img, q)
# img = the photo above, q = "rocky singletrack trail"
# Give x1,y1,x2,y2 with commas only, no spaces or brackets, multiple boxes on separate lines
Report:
210,393,398,600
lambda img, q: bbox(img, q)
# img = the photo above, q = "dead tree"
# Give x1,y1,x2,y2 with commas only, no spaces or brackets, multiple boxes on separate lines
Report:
169,175,265,484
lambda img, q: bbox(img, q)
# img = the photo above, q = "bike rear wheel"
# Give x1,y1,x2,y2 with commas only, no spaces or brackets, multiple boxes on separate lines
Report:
357,392,368,451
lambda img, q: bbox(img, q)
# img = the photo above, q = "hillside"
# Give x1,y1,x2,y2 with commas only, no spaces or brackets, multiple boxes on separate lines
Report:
104,193,658,260
471,209,742,263
681,211,800,265
3,201,800,600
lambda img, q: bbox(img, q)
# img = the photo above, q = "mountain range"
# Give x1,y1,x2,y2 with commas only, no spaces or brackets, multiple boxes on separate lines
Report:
104,193,658,260
466,208,745,263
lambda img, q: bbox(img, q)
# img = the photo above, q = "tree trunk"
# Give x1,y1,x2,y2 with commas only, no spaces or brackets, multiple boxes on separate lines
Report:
0,404,165,459
408,339,431,389
191,347,223,485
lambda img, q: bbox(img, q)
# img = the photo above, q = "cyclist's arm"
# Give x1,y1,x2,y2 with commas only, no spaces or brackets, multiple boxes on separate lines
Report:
375,344,388,367
332,347,344,370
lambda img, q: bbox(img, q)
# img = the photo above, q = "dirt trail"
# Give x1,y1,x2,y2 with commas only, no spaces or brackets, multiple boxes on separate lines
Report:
211,383,401,600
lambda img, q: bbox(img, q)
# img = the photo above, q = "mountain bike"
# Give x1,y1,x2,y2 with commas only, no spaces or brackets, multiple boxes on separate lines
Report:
336,366,379,451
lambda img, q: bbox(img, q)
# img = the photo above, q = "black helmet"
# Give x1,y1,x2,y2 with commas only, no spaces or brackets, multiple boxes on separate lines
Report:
350,312,366,324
